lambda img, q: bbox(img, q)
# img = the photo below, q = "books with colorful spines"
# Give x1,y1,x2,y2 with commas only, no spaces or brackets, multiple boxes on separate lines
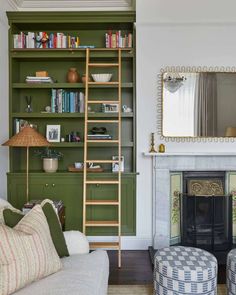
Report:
49,33,54,48
51,89,56,113
79,92,85,113
26,76,53,83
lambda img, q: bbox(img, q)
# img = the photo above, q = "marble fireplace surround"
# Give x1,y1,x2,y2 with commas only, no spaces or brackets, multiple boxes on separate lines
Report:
145,152,236,250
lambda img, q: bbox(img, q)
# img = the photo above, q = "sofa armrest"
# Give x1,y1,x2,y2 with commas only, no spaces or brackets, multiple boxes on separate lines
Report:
63,230,89,255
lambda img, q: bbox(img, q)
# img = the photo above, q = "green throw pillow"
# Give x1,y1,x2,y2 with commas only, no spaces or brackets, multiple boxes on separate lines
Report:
3,202,69,258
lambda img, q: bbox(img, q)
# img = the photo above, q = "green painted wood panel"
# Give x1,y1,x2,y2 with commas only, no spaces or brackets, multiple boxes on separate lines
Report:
7,173,136,235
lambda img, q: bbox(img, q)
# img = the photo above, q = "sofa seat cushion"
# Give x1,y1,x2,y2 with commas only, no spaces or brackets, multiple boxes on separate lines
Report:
0,205,62,295
13,250,109,295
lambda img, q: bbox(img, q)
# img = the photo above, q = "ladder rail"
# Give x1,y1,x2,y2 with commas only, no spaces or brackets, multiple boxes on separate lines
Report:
83,48,122,267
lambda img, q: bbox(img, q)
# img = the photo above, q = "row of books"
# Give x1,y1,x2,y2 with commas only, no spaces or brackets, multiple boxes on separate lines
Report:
51,89,85,113
105,31,132,48
13,32,81,49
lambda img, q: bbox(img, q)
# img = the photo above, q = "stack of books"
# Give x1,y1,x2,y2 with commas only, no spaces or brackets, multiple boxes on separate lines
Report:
26,76,53,83
87,134,112,140
23,200,63,214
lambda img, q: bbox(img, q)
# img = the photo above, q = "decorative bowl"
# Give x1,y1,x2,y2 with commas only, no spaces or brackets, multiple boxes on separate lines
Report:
91,73,113,82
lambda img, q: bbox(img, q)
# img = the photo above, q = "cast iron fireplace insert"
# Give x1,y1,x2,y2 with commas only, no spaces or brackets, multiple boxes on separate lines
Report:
180,171,232,259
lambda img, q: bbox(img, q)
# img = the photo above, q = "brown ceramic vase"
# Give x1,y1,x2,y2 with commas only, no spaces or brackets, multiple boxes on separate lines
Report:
67,68,79,83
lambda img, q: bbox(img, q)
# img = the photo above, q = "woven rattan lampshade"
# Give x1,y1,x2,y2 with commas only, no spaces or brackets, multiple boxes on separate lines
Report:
2,126,50,202
2,125,50,147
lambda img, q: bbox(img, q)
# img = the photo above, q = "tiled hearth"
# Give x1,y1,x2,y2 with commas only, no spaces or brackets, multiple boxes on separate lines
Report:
145,152,236,250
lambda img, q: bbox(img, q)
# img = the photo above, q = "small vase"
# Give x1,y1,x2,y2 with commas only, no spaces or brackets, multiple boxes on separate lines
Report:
67,68,79,83
43,158,58,173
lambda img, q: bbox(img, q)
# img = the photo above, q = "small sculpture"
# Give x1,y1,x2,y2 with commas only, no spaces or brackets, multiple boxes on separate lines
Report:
25,96,32,112
149,133,157,153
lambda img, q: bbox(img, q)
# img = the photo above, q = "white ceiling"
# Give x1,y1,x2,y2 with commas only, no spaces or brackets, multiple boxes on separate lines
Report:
7,0,135,11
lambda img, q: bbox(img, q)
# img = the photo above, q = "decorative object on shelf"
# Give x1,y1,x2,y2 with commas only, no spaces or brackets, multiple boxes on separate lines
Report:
149,133,157,153
102,103,119,113
67,68,79,83
2,125,50,201
34,147,63,173
46,125,61,143
158,143,165,153
91,127,107,134
66,131,81,142
163,72,187,93
81,74,91,83
112,156,124,172
91,73,112,82
74,162,83,169
25,96,33,113
45,106,51,113
36,71,48,77
88,162,101,169
122,105,132,113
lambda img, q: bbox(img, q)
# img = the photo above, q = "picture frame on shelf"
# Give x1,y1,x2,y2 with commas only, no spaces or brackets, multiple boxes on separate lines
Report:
46,125,61,142
102,103,119,113
112,156,124,172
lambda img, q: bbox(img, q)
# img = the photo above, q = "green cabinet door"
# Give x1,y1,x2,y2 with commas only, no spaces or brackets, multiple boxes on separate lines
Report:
8,173,82,230
7,173,136,235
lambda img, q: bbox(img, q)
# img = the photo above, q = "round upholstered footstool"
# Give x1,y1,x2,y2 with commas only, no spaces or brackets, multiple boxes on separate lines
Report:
227,248,236,295
154,246,217,295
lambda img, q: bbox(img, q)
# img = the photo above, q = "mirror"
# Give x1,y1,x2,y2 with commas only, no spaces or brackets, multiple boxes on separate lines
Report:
162,71,236,137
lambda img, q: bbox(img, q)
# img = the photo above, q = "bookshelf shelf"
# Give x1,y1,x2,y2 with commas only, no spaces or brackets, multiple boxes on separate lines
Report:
11,112,134,118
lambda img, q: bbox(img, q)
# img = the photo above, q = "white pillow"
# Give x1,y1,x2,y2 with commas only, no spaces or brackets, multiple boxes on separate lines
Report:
0,205,62,295
63,230,89,255
0,198,13,209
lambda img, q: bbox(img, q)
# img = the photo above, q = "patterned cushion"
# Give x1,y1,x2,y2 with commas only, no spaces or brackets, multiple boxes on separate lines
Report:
0,205,62,295
154,246,217,295
227,248,236,295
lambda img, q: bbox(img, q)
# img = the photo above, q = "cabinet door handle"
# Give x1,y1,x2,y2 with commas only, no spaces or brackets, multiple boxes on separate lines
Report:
52,183,55,187
45,183,49,187
96,184,99,187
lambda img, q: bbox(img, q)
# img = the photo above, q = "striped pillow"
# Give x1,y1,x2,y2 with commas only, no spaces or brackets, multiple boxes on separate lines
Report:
0,205,62,295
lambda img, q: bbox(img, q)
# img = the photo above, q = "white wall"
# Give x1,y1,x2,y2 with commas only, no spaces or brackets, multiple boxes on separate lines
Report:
0,1,16,200
136,0,236,249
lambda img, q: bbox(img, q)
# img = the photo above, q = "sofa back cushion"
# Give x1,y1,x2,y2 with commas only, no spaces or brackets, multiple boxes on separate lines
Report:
0,205,62,295
2,200,69,258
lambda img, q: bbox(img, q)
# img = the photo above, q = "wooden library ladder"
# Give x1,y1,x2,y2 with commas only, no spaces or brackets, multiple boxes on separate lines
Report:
83,48,122,267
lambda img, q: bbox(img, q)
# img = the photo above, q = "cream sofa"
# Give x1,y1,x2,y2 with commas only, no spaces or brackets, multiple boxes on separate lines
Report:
0,199,109,295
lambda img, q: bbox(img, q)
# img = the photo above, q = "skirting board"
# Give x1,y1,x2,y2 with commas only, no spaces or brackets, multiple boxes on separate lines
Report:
87,236,152,250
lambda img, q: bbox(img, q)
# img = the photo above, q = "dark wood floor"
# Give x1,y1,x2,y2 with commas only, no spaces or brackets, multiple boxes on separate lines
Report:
108,250,153,285
108,250,226,285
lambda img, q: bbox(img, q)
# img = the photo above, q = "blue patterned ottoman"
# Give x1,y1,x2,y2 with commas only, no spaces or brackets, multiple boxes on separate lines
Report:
227,248,236,295
154,246,217,295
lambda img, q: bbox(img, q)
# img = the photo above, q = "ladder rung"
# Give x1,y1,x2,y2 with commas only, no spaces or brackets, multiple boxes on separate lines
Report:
86,220,119,227
87,140,119,143
88,63,119,67
85,160,119,163
88,100,120,104
88,82,119,85
87,120,119,123
86,200,119,205
89,242,119,249
86,180,119,184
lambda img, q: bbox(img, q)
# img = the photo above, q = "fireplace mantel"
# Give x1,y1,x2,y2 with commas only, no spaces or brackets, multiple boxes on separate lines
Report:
144,152,236,249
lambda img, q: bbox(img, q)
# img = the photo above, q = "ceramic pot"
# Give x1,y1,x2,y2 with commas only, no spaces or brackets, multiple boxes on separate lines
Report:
43,158,58,173
67,68,79,83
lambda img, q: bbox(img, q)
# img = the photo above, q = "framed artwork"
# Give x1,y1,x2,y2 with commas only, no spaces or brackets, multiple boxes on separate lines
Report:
102,103,119,113
46,125,61,142
112,156,124,172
